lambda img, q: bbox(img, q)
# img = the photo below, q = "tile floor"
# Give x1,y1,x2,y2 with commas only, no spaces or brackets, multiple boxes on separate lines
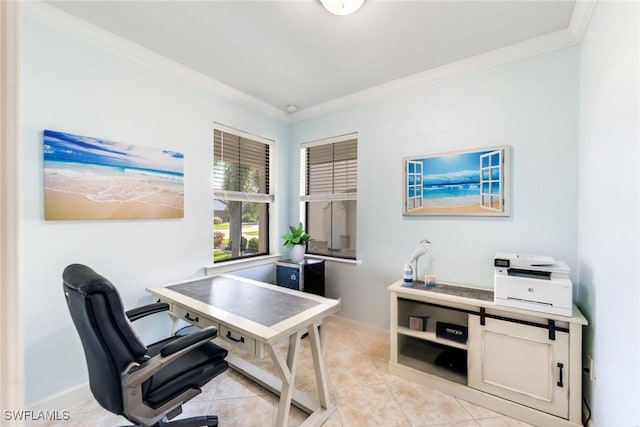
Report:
38,316,533,427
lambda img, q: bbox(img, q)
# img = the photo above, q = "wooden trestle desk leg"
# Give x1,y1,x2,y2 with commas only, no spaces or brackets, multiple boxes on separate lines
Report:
308,322,330,409
268,330,303,427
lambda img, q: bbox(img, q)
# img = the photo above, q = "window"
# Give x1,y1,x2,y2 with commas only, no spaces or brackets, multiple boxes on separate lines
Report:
213,125,273,262
301,134,357,260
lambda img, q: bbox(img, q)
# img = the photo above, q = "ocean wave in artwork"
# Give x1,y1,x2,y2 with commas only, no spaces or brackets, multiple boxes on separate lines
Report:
44,161,184,210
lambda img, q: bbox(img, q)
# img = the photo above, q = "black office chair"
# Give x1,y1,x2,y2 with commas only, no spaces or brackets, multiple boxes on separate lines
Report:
63,264,228,427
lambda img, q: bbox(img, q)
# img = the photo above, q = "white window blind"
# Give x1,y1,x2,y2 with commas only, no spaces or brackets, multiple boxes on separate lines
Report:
302,138,358,202
213,128,273,203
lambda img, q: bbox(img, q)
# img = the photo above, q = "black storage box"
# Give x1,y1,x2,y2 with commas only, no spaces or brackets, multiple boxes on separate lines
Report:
435,321,468,343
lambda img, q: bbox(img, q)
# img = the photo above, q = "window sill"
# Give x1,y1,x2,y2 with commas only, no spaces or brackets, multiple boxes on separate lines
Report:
205,254,281,275
305,254,362,265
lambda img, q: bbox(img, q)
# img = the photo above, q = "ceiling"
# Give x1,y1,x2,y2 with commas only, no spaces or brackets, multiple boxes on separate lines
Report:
45,0,577,116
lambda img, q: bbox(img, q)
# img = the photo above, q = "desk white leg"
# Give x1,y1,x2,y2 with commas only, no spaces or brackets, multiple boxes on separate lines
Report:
319,321,327,358
268,330,303,427
308,322,330,409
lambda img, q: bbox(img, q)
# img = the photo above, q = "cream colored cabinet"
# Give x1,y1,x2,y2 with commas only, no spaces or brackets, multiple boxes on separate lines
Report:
388,281,587,427
468,316,569,418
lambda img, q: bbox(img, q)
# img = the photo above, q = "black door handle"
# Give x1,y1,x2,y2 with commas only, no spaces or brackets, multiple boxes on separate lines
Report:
557,362,564,387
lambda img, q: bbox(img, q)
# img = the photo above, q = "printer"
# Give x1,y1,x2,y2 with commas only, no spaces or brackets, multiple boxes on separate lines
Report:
493,253,573,317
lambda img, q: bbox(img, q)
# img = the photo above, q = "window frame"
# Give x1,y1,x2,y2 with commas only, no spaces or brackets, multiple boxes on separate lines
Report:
213,123,274,263
479,149,503,212
300,133,358,262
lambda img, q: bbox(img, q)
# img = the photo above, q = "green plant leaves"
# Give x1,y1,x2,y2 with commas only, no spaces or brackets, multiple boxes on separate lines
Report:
282,222,311,248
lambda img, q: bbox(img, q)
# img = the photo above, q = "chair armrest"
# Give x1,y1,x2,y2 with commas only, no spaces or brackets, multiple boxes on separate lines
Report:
160,326,218,357
123,326,219,388
126,302,169,322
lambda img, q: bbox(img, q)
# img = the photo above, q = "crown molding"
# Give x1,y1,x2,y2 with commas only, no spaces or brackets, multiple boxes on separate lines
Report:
291,26,580,122
568,1,598,41
292,1,597,122
21,1,290,122
21,1,596,125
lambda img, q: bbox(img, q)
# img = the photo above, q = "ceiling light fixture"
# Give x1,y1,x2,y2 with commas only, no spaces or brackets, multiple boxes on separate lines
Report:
320,0,366,16
285,104,299,113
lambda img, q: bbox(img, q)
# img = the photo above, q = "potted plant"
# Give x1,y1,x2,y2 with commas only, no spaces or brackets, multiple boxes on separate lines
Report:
282,222,311,262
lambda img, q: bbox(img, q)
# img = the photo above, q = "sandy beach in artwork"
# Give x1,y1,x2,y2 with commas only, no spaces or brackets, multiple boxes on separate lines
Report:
408,202,494,215
45,190,183,220
407,194,502,215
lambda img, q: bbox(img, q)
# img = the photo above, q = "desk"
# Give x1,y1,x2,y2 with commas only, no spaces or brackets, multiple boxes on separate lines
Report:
147,274,341,427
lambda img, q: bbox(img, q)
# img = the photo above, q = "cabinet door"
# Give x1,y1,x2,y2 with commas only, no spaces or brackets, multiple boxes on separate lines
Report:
276,265,301,290
468,316,569,418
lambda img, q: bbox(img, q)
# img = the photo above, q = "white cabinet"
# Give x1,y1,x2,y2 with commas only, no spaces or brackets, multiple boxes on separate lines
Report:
389,281,587,427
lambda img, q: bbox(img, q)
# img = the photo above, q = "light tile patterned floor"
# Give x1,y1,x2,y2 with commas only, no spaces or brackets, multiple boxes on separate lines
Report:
38,316,534,427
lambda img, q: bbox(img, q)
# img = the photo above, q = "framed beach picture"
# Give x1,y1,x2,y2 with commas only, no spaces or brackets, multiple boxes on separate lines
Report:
43,129,184,220
403,145,510,216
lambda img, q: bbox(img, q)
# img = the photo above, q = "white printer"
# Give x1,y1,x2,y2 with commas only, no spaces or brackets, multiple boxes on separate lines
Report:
493,253,573,317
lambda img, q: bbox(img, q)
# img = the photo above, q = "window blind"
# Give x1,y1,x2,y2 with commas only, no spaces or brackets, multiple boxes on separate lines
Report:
214,128,273,203
302,138,357,202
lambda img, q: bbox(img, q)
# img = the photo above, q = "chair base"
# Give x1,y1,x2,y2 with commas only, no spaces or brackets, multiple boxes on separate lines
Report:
152,415,218,427
119,415,219,427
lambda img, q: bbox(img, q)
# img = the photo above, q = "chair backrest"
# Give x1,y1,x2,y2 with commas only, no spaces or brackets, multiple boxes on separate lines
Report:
62,264,148,415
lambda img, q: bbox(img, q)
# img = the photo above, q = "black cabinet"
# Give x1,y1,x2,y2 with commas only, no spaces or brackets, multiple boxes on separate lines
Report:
275,259,325,296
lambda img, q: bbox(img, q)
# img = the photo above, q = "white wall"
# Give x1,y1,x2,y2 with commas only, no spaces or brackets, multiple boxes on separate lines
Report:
577,2,640,426
291,47,580,329
20,16,289,404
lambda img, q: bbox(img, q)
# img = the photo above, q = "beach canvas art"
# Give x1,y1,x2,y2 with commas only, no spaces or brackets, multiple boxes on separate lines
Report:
43,130,184,220
403,145,510,216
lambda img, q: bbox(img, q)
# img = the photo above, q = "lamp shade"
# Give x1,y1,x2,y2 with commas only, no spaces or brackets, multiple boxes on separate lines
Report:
320,0,366,16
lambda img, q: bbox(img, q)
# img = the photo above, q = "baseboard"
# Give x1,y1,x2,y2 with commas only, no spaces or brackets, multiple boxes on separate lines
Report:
330,315,389,343
27,382,91,413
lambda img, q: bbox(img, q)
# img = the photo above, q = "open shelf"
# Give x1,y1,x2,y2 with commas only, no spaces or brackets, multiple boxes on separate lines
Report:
398,335,467,385
398,326,468,350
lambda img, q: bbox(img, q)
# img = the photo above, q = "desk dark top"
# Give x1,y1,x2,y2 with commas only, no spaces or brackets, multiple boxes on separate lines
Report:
168,276,320,327
400,281,494,302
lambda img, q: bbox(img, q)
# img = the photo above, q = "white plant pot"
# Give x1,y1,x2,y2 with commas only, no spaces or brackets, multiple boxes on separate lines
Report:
289,244,305,262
